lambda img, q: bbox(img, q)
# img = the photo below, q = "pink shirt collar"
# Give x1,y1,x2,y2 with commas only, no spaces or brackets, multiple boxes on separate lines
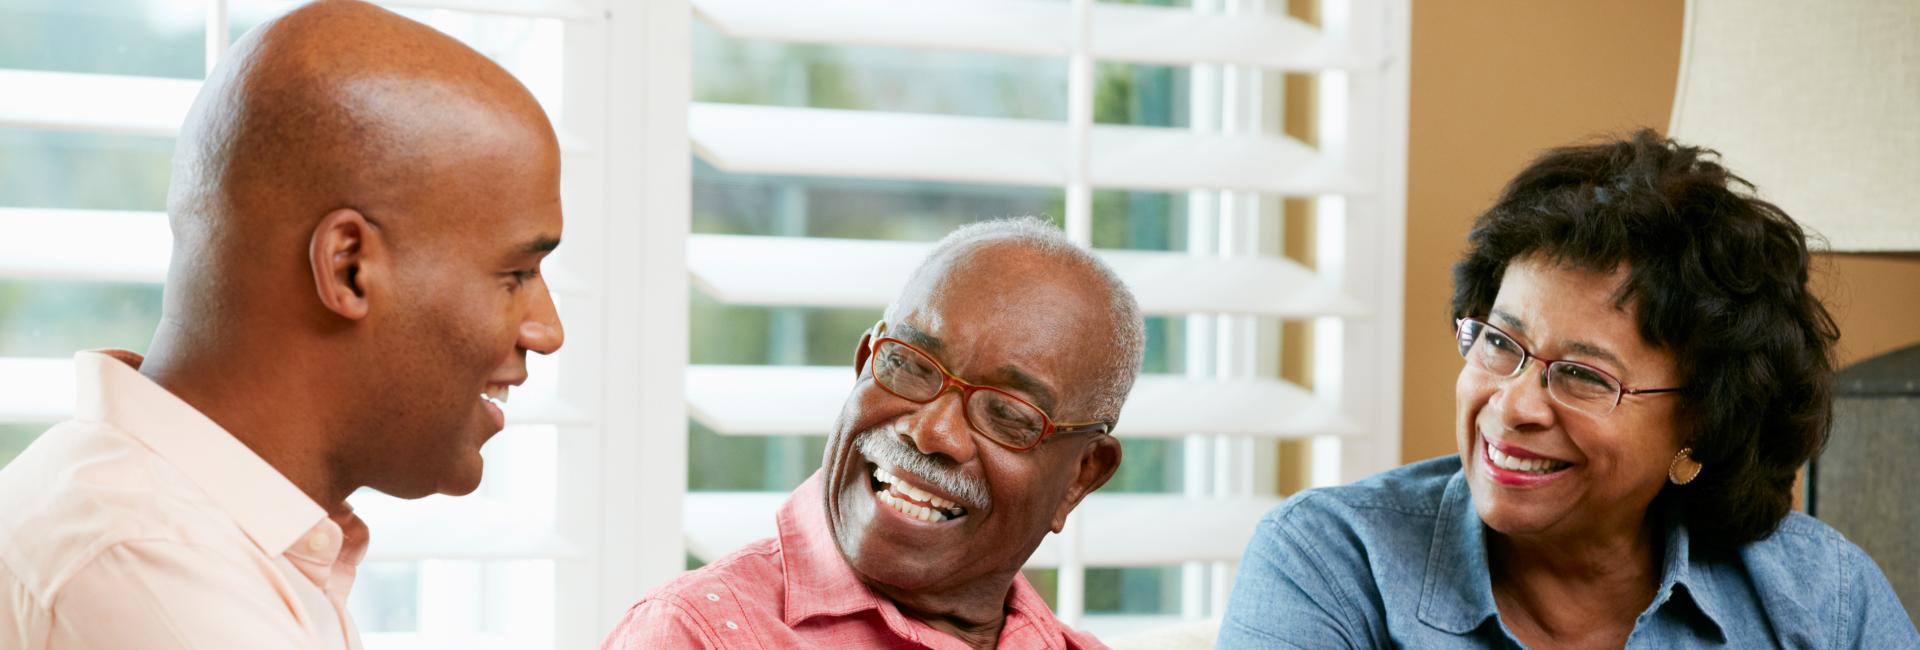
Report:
774,471,1062,634
74,350,356,560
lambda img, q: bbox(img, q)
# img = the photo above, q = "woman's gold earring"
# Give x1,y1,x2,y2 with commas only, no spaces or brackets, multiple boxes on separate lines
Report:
1668,447,1703,485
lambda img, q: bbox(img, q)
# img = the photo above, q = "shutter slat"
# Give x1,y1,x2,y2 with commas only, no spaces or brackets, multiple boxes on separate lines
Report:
0,68,590,151
686,365,1359,438
0,208,171,283
691,103,1363,195
689,234,1364,317
0,69,196,137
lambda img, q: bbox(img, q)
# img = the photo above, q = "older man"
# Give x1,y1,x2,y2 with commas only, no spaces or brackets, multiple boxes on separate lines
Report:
0,2,564,648
603,218,1144,649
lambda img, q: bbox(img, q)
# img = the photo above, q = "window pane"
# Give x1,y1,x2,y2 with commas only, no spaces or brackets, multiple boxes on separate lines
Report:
0,423,42,471
695,22,1064,120
1141,316,1186,375
0,280,162,358
1104,438,1182,493
0,0,206,79
1094,63,1190,127
694,159,1063,241
352,559,553,648
690,287,879,367
1093,190,1189,251
1023,566,1184,614
688,421,824,493
349,561,421,634
0,129,175,211
1087,566,1182,613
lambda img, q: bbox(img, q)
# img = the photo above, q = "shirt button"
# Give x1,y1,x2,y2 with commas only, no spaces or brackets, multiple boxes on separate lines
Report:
705,593,720,601
724,621,739,630
308,532,331,552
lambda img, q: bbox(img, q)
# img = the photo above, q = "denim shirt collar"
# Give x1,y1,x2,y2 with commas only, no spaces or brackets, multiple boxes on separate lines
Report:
1416,470,1728,642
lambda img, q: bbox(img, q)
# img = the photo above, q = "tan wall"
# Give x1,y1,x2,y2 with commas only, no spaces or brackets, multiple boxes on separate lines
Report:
1399,2,1920,463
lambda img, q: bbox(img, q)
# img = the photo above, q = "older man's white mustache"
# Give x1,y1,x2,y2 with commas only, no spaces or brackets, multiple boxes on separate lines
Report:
854,424,991,511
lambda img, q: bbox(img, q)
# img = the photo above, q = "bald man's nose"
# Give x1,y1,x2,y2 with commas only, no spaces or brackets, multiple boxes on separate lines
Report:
519,289,564,355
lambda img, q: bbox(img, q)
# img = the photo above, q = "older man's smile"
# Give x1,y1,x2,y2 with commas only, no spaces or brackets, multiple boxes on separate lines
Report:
870,465,968,523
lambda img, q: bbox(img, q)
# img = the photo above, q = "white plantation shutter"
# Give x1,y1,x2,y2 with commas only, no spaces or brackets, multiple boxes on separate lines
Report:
0,1,680,648
680,0,1407,634
0,0,1405,642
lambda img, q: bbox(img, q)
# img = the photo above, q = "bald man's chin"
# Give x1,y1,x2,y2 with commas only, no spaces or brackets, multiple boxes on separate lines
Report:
436,455,487,497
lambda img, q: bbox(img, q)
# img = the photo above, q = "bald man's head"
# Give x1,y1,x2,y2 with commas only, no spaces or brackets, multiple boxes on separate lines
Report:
152,0,566,504
170,0,555,256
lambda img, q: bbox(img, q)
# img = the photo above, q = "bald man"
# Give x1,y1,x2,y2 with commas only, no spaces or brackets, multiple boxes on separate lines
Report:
0,2,563,648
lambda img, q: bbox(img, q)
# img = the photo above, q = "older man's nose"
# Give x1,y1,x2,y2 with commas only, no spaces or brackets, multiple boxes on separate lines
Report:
900,391,979,465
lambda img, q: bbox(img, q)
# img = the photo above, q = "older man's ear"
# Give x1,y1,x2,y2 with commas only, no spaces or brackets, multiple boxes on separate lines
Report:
852,331,873,377
1050,435,1122,533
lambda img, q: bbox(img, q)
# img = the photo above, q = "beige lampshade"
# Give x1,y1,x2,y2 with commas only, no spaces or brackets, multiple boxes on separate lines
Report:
1670,0,1920,252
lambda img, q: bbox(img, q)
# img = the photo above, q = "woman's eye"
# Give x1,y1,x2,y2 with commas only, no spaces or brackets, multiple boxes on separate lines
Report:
1486,332,1515,351
1560,364,1612,389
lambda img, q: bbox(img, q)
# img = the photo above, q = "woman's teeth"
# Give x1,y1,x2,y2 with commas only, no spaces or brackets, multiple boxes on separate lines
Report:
873,466,964,522
482,385,510,408
1488,444,1570,474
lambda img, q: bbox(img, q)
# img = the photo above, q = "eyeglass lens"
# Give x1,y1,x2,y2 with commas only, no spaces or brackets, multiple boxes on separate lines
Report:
1457,320,1622,414
871,340,1049,447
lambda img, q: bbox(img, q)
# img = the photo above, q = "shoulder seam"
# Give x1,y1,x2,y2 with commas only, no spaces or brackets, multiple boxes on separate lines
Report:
1282,490,1441,519
41,536,209,602
643,592,725,648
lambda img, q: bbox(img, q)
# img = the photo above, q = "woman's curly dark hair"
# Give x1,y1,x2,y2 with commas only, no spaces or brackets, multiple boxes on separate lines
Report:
1451,129,1840,547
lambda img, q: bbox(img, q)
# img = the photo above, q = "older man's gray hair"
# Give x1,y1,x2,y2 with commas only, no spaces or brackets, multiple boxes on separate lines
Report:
890,217,1146,424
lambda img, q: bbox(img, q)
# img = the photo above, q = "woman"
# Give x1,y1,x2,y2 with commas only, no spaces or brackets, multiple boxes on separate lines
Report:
1218,131,1917,648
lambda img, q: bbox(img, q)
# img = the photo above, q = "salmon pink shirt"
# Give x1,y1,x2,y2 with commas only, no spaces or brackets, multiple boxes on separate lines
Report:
602,472,1106,650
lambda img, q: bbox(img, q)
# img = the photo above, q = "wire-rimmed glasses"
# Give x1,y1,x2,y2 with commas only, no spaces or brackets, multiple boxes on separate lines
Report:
1454,317,1682,416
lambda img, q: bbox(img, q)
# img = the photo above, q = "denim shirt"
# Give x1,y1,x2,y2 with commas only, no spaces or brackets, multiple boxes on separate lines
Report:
1218,457,1919,649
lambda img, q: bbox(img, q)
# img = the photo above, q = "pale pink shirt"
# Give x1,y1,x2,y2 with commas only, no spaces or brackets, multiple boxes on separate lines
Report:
602,472,1107,650
0,350,367,649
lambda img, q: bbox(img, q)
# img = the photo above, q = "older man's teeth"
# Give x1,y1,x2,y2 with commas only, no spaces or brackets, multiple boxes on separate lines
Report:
872,467,963,520
873,467,957,508
1488,444,1570,474
482,385,510,408
876,489,949,522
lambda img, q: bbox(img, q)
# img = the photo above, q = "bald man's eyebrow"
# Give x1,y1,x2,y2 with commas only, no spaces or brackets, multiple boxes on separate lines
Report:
519,235,561,256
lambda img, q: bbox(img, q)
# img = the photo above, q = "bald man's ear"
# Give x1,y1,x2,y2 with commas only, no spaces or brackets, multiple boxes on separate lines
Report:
309,208,382,320
1049,434,1122,533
